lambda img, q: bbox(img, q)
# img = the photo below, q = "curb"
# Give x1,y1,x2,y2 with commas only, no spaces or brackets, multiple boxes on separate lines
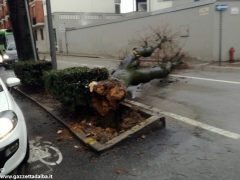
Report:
39,53,122,62
13,87,87,147
14,87,165,152
191,63,240,72
39,52,102,59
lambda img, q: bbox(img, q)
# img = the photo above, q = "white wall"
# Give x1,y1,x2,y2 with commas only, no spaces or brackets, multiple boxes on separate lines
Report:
150,0,173,11
66,2,216,61
43,0,115,15
35,27,48,53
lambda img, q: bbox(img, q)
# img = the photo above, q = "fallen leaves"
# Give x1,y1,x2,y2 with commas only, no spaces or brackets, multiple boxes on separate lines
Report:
56,129,73,141
114,168,128,175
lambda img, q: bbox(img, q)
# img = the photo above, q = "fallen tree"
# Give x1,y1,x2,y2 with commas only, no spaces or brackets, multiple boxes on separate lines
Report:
89,29,184,117
90,79,126,116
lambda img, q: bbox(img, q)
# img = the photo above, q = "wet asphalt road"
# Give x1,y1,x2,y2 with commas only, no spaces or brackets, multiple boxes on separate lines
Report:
13,89,240,180
2,64,240,179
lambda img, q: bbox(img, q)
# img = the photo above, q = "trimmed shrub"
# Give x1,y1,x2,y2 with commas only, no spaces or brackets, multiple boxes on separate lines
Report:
44,67,109,111
14,61,52,89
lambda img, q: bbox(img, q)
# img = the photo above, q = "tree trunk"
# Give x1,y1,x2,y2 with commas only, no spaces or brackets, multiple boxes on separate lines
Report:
112,54,184,86
90,79,127,116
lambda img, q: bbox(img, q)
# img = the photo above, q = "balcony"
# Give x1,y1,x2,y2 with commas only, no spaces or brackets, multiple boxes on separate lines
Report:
32,16,44,28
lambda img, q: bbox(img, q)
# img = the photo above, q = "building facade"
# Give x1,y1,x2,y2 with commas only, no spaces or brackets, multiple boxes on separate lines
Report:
43,0,116,15
121,0,199,13
0,0,119,52
29,0,45,52
65,0,240,62
0,0,10,29
39,0,121,53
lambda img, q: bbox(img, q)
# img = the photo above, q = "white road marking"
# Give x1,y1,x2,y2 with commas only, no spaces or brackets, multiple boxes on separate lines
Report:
160,111,240,140
29,137,63,166
194,63,210,66
171,74,240,85
126,100,240,140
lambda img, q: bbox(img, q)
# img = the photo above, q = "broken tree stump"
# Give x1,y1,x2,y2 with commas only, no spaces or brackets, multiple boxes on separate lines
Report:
90,79,127,117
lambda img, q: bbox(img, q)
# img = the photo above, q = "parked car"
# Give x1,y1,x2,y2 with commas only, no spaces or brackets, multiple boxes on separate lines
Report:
1,43,18,66
0,77,28,175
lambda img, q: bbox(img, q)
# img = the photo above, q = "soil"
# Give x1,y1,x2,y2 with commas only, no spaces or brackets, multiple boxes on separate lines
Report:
26,89,148,144
68,107,147,144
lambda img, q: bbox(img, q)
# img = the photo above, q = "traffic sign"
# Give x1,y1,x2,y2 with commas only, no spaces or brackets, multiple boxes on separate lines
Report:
216,4,228,11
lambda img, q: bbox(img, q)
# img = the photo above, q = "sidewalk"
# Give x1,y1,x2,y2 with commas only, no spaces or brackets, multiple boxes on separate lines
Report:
39,52,240,73
38,52,120,70
38,52,121,62
191,61,240,73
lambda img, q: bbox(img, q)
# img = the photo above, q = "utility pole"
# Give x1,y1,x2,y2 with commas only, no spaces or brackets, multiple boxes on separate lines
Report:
24,0,38,61
46,0,57,69
7,0,35,60
216,4,228,66
219,11,223,66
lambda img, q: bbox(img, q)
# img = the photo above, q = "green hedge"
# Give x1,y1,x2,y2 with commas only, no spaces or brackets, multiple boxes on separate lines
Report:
44,67,109,111
14,61,52,89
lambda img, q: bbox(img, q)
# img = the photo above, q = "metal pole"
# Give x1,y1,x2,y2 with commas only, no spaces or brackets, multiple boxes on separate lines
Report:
46,0,57,69
219,11,223,66
24,0,38,61
65,29,69,55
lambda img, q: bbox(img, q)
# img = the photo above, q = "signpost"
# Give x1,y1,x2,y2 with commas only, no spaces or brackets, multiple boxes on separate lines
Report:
216,4,228,65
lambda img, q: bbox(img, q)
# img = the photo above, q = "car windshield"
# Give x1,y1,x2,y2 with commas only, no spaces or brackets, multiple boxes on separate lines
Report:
7,43,16,50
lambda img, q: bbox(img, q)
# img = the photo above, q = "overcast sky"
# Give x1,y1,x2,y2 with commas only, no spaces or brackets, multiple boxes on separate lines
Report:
121,0,135,13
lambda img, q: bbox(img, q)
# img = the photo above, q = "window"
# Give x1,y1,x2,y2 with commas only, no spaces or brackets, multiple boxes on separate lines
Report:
40,28,44,40
138,2,147,11
115,4,121,14
0,34,5,44
136,0,147,12
115,0,121,14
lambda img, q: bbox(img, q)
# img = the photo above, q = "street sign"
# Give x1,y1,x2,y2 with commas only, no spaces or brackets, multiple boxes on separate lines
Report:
216,4,228,11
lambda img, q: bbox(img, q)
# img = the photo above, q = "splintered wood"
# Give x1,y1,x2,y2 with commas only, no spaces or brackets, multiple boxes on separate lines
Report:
90,79,127,116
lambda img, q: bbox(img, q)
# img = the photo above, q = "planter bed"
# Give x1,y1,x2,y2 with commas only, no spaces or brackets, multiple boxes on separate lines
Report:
15,88,166,152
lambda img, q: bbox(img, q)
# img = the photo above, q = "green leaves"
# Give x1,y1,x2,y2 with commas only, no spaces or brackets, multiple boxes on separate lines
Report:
44,66,109,112
14,61,52,89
